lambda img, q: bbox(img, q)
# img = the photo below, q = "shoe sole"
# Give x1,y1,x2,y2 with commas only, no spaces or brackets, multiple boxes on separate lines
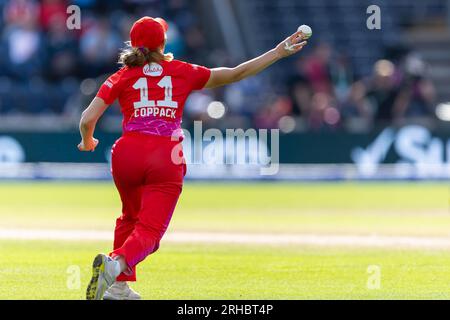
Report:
103,292,121,300
103,293,141,300
86,254,108,300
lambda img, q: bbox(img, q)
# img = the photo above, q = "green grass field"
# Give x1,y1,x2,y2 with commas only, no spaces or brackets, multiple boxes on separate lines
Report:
0,182,449,299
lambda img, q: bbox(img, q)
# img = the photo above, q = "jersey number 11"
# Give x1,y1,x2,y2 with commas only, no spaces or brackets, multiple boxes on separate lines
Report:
132,76,178,109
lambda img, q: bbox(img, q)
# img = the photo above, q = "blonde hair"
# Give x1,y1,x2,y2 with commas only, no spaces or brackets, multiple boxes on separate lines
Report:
118,42,173,67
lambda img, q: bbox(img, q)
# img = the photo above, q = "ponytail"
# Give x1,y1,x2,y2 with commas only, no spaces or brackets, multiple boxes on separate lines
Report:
118,42,173,67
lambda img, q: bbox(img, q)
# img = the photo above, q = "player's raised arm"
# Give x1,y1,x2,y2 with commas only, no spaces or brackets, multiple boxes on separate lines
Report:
78,97,109,152
204,30,308,89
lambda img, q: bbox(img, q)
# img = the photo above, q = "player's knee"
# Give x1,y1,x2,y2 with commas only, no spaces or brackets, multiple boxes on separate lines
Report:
135,223,165,241
150,242,160,254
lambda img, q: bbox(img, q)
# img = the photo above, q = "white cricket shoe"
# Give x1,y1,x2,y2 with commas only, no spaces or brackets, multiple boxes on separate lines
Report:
86,254,120,300
103,281,141,300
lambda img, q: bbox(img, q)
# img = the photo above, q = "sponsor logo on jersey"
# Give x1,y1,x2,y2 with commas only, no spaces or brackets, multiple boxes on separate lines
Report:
143,63,163,76
104,80,113,88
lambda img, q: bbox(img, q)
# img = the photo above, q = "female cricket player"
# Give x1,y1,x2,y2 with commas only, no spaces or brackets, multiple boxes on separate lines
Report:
79,16,307,300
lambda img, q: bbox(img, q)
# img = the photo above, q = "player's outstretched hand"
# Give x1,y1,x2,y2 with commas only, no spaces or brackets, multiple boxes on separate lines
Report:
275,31,308,58
78,138,99,152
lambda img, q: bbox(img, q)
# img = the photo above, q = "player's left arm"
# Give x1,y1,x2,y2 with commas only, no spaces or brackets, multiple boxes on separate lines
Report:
78,97,109,152
204,31,307,89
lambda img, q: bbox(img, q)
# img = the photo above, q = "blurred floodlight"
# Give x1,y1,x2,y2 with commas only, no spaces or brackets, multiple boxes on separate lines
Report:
80,78,97,95
435,102,450,121
278,115,296,133
374,59,394,77
324,107,340,125
405,53,426,76
207,101,226,119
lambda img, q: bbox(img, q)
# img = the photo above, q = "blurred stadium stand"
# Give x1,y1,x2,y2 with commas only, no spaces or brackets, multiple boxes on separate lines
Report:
0,0,448,181
0,0,448,134
230,0,450,131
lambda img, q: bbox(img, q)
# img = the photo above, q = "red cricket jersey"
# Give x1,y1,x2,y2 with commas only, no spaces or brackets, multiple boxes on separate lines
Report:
96,59,211,138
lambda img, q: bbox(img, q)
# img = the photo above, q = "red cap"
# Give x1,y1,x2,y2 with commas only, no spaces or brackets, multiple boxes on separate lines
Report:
130,17,169,51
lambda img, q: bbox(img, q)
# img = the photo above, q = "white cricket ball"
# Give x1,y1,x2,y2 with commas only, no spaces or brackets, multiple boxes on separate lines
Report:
297,25,312,39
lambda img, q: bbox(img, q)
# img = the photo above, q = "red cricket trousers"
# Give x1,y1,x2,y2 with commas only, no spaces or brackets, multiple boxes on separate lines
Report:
109,131,185,281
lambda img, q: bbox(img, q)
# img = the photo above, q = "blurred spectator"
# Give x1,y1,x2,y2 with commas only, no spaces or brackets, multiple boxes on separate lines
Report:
287,74,312,117
341,81,373,124
44,15,78,81
165,0,194,30
392,54,436,120
39,0,67,31
254,96,292,129
3,0,39,26
2,0,44,81
184,25,207,61
307,92,340,131
289,43,343,131
302,43,334,95
164,21,185,58
330,51,353,103
223,77,266,117
363,59,400,123
80,17,122,77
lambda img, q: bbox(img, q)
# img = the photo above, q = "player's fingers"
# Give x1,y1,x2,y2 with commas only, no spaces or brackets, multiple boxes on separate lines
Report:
288,31,302,43
293,32,307,44
291,41,307,48
290,31,302,39
291,41,307,52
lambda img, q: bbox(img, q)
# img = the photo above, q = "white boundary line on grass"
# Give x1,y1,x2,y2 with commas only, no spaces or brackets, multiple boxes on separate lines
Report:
1,229,450,249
